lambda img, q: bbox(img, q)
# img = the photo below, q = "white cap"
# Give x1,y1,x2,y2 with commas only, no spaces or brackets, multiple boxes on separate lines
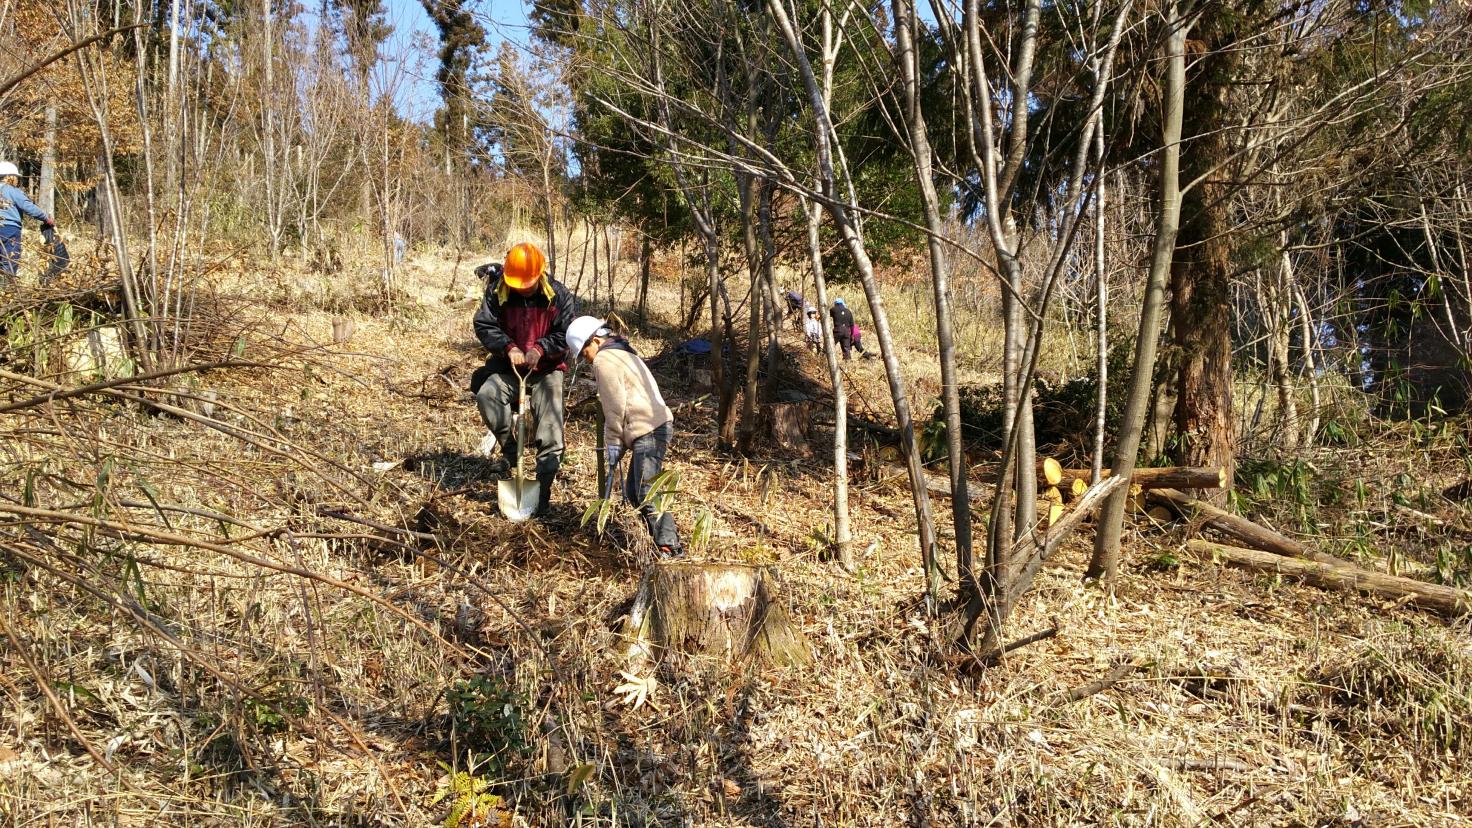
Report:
0,162,18,177
565,315,608,360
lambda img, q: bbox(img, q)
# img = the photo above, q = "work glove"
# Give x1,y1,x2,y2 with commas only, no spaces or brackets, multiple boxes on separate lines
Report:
507,346,526,369
475,262,502,282
605,444,624,471
42,218,54,229
524,344,544,367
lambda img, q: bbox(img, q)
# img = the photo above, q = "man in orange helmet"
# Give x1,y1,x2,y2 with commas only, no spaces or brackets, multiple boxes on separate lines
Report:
471,242,577,517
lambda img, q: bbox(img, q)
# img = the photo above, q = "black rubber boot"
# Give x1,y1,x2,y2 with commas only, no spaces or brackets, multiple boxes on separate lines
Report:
534,472,555,518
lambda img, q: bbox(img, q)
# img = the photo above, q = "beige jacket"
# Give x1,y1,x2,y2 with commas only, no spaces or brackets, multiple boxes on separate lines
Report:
592,344,673,448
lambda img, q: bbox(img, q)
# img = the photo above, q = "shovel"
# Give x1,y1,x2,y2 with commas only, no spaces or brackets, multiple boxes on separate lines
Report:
497,367,540,522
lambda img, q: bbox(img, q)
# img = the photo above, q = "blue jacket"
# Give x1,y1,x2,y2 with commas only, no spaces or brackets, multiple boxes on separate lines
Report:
0,184,50,228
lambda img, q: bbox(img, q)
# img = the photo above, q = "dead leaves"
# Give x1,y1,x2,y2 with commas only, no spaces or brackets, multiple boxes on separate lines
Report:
612,670,659,711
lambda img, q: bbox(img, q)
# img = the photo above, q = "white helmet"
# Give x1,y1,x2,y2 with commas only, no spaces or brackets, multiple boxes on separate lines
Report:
565,315,608,361
0,162,18,177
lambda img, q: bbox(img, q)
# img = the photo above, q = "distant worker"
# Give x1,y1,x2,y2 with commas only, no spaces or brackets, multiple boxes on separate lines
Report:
784,287,804,321
566,315,684,558
0,161,56,284
829,297,855,360
471,242,576,518
803,306,822,353
851,322,873,359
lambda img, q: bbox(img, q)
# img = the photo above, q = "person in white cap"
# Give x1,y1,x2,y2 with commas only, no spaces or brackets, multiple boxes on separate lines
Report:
803,306,822,353
565,315,683,557
0,161,55,283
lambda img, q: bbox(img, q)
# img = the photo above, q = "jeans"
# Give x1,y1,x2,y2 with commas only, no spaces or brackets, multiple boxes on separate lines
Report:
0,225,20,282
624,422,681,550
474,370,565,478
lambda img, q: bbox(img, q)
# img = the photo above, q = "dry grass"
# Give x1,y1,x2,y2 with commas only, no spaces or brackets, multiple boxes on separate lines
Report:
2,248,1470,826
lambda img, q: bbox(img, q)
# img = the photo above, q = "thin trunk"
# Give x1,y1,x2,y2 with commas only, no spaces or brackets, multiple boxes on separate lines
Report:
893,0,964,594
165,0,180,194
638,234,651,326
542,152,557,276
1087,1,1187,583
1270,241,1299,452
760,180,782,405
133,26,161,337
260,0,279,259
39,105,57,216
806,196,851,570
767,0,937,609
1293,281,1321,447
738,173,762,453
1090,121,1108,484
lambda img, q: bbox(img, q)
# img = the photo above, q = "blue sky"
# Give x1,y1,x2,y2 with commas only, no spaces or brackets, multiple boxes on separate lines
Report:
380,0,531,120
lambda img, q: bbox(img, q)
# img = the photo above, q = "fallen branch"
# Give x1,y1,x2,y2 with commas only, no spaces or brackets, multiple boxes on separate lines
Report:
1011,475,1131,590
1188,540,1472,618
1059,655,1149,704
0,614,118,773
1150,488,1354,568
974,623,1060,669
1057,466,1226,490
1155,756,1251,773
1391,502,1472,539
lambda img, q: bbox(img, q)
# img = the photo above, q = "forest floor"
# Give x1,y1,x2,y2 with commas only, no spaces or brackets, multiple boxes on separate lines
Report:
2,247,1471,826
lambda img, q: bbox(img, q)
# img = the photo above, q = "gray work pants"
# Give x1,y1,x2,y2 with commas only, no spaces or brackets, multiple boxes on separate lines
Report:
624,422,681,550
475,370,565,478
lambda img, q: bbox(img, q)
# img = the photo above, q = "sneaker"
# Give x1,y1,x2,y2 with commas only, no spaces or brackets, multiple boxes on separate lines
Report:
486,457,510,477
658,545,686,559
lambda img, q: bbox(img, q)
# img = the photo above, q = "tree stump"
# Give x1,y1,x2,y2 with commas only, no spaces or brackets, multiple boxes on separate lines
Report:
760,401,811,456
621,562,809,670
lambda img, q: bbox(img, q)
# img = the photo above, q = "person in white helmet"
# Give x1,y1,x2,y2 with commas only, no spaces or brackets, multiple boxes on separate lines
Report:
565,315,684,557
0,161,55,283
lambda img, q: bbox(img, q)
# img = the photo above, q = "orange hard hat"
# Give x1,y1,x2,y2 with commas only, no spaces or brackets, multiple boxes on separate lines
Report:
503,243,546,291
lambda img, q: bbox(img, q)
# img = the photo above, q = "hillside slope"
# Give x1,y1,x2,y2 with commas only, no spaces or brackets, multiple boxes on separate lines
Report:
1,251,1469,826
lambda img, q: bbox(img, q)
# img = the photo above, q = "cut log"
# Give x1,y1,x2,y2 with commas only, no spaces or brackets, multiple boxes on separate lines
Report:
1040,457,1063,487
1188,540,1472,618
1056,466,1226,490
760,401,812,456
1128,484,1146,515
1070,478,1088,498
1149,488,1354,568
1042,486,1064,527
621,562,809,669
1145,506,1174,524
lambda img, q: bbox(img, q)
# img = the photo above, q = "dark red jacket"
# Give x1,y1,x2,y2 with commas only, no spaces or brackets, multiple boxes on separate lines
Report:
472,276,576,386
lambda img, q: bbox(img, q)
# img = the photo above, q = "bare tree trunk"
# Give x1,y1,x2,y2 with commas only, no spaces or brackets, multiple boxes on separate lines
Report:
1168,5,1240,500
39,104,57,216
1090,123,1108,484
738,173,763,453
767,0,938,609
260,0,280,260
1269,240,1299,451
804,196,851,569
638,233,651,326
893,0,969,592
1087,0,1188,583
1294,281,1321,447
760,180,783,405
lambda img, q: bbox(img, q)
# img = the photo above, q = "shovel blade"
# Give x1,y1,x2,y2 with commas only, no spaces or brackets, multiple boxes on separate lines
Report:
498,476,540,522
